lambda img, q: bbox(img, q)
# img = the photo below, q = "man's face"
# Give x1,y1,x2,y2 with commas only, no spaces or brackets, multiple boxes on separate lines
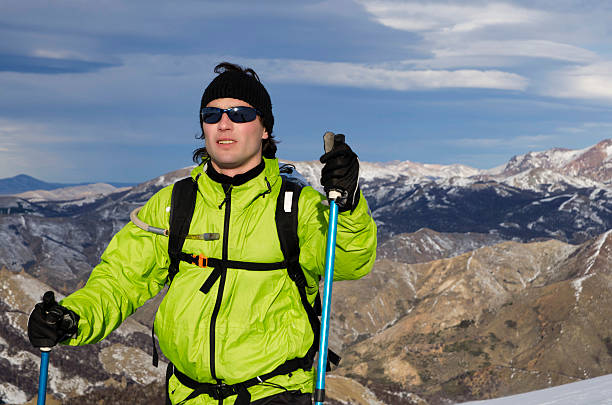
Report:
203,97,269,176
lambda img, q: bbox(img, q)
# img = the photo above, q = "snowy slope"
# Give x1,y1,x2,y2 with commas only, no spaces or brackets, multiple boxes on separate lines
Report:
286,159,481,189
287,141,612,197
460,373,612,404
16,183,129,204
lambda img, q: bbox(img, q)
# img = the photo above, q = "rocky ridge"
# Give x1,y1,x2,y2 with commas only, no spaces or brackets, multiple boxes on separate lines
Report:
334,231,612,404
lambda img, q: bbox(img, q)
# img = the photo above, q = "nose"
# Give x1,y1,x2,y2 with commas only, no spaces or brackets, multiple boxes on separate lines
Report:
218,111,233,129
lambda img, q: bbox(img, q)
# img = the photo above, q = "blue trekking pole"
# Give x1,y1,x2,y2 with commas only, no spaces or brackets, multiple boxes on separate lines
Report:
315,131,342,405
37,347,51,405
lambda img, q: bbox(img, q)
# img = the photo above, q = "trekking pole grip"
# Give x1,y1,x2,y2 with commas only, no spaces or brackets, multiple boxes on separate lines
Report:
323,131,342,201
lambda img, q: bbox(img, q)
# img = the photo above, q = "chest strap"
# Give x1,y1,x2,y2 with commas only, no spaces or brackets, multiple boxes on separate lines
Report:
176,252,287,294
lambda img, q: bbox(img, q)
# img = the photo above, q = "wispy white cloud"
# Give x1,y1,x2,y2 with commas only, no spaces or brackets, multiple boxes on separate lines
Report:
0,120,52,146
357,1,545,33
448,134,556,149
555,121,612,135
542,62,612,101
432,40,597,64
448,126,612,156
0,119,74,178
252,58,528,91
31,48,91,60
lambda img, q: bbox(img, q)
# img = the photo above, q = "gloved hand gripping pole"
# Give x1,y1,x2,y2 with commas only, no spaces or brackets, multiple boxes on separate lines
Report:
315,131,342,405
37,347,51,405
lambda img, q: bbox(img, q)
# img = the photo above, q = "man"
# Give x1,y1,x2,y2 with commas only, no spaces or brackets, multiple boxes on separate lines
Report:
28,62,377,404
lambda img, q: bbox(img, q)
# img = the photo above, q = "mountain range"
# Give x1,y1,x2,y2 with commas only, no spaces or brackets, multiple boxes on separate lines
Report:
1,139,612,404
290,139,612,244
0,174,134,195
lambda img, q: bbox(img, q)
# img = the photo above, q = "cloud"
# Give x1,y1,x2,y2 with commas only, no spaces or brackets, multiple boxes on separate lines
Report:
543,62,612,102
0,119,74,178
130,53,529,91
448,135,556,149
253,58,528,91
357,0,599,65
357,1,546,33
0,118,88,148
431,40,597,64
0,54,117,74
356,0,612,105
555,121,612,135
448,127,612,158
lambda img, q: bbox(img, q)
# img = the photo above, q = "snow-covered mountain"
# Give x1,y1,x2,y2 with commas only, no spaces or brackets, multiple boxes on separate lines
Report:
288,138,612,193
285,140,612,244
499,139,612,183
0,174,134,195
16,183,130,204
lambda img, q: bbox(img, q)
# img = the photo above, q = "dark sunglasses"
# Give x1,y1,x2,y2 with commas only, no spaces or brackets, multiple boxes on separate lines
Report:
200,106,261,124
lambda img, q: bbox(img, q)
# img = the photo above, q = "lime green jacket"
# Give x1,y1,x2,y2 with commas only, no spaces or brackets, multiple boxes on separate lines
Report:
61,158,377,404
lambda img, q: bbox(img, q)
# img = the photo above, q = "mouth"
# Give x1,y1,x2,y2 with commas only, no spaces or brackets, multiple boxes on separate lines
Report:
217,140,236,144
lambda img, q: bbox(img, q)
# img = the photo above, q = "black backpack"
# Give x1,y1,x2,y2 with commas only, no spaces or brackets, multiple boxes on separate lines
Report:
155,169,339,404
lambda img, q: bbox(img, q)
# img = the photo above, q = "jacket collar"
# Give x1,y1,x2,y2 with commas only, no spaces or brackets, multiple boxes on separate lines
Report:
205,159,265,186
191,157,281,209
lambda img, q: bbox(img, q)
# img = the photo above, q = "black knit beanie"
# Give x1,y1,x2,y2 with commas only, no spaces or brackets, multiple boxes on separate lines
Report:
200,70,274,136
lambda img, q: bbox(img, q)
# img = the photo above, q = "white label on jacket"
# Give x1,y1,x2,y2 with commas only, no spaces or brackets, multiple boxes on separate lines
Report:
284,191,293,212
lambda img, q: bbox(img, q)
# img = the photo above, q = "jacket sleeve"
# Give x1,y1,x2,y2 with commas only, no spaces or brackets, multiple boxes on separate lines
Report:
297,187,377,286
59,187,172,345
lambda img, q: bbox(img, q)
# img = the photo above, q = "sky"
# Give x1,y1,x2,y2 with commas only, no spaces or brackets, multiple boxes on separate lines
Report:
1,0,612,183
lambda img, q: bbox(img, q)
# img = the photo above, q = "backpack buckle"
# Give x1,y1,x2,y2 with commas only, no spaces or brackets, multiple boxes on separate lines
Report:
192,254,208,268
211,382,236,400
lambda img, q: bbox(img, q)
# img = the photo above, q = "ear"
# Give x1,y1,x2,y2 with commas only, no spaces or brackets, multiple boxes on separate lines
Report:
262,128,269,140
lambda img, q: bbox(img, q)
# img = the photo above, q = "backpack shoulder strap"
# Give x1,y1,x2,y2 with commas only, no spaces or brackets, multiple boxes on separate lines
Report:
154,176,198,367
275,176,304,286
167,176,198,284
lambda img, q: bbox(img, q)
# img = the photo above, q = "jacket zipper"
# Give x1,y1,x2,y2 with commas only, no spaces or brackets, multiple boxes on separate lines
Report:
210,184,232,383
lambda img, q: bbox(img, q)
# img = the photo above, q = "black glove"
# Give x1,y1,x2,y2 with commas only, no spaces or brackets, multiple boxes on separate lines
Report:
28,291,79,348
319,134,360,212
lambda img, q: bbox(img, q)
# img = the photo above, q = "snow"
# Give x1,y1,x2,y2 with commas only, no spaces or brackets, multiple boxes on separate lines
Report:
0,382,28,404
540,194,574,203
1,350,38,367
47,362,91,399
605,143,612,160
559,194,579,212
571,229,612,305
12,272,64,303
367,311,376,326
571,274,594,303
289,158,482,186
16,183,128,203
585,230,611,275
459,373,612,404
508,146,590,173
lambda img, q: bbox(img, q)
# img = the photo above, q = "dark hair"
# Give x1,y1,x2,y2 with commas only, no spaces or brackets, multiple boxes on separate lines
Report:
192,62,278,164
